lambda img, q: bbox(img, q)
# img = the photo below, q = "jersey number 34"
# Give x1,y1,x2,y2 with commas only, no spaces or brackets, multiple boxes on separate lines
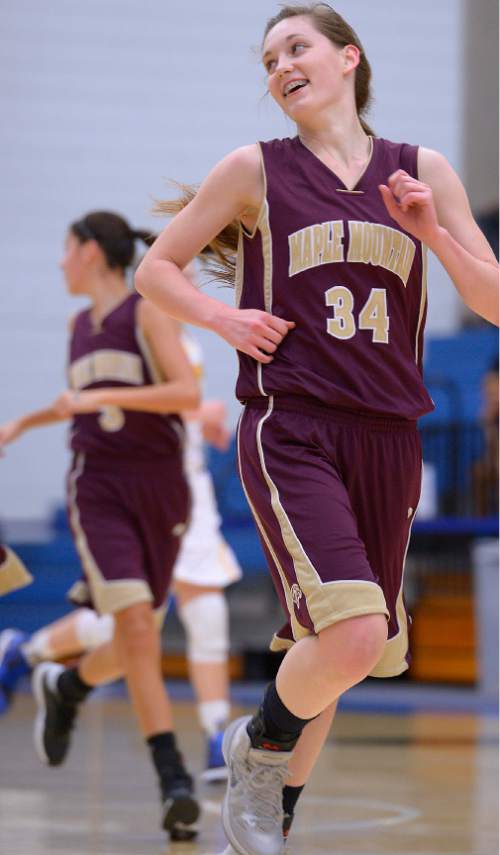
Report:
325,286,389,344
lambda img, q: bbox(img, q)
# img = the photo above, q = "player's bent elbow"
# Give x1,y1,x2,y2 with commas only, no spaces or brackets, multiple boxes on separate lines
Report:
135,258,181,303
134,262,151,298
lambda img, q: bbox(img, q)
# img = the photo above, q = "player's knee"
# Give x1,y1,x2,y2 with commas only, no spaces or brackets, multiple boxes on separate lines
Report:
318,613,388,682
114,602,156,656
74,608,114,650
178,591,229,664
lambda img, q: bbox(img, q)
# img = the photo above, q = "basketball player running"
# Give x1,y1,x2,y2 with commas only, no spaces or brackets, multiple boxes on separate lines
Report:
0,211,202,841
0,381,241,782
136,4,499,852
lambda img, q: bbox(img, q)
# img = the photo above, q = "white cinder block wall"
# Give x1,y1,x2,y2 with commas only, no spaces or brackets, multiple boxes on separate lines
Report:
0,0,471,519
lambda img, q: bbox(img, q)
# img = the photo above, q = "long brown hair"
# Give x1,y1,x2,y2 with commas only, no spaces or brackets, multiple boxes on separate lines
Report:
154,187,239,286
156,3,375,285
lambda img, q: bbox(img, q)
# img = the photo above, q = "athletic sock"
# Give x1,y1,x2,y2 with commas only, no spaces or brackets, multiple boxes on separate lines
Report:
283,783,305,817
57,667,93,704
248,681,314,751
262,681,312,740
147,732,185,778
21,629,55,666
198,699,230,736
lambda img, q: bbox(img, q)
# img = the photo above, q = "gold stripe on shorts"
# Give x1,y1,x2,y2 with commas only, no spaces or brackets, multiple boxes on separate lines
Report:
254,400,389,635
68,453,153,615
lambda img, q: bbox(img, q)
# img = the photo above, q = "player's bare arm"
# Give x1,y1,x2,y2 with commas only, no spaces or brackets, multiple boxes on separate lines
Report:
379,148,499,326
135,145,295,364
0,407,67,449
54,303,200,418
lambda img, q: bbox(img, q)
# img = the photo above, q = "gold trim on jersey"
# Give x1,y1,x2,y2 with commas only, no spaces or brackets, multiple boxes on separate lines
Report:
250,399,389,637
69,349,144,390
415,245,428,364
299,134,374,193
259,211,273,314
350,133,374,190
235,226,245,309
135,327,164,384
239,143,273,397
240,144,267,241
256,197,274,397
68,453,153,614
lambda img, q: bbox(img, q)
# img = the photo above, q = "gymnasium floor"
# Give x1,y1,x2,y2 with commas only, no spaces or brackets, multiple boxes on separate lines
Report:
0,692,497,855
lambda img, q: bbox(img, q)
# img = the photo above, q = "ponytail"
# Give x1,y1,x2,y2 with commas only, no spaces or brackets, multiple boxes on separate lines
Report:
71,211,156,271
129,228,157,249
154,184,239,286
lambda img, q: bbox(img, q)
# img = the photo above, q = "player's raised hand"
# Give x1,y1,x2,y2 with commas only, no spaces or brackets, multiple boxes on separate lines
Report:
214,307,295,363
379,170,441,246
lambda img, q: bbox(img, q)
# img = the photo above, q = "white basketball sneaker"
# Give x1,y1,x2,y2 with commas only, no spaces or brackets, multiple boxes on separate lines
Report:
222,714,292,855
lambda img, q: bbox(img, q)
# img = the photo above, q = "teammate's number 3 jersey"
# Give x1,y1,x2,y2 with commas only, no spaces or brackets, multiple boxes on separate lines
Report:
68,293,184,458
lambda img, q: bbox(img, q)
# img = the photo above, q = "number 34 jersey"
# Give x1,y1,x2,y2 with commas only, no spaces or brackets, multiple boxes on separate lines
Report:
235,136,434,421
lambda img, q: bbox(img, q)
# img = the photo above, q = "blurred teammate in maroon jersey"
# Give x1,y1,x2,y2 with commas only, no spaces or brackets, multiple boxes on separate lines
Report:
0,211,201,841
136,4,499,853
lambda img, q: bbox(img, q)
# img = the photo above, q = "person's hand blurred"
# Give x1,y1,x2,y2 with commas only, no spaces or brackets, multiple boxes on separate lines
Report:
199,400,231,451
0,419,23,453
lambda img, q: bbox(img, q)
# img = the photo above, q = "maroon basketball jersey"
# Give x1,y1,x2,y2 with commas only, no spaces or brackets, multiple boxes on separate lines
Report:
68,292,184,458
235,136,434,421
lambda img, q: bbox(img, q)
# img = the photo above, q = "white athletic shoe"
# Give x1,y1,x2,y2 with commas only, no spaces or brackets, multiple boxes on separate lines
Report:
222,716,290,855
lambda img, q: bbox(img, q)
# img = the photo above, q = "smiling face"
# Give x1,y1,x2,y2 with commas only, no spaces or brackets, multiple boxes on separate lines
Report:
262,15,359,124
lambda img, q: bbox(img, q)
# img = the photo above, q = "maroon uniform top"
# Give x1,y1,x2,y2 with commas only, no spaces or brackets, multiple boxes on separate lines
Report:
68,292,184,458
235,136,434,421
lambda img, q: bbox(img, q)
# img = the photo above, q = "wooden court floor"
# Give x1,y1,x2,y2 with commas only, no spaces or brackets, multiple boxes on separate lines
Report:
0,693,497,855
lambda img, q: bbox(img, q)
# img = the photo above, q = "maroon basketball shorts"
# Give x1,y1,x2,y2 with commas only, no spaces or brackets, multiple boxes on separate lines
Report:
66,452,190,615
238,397,422,678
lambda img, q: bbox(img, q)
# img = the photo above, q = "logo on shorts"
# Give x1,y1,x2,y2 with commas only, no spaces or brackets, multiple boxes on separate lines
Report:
291,584,303,607
172,522,187,537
